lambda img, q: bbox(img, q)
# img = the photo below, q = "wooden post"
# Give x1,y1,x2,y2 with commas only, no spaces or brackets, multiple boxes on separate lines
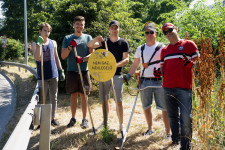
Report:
102,82,107,128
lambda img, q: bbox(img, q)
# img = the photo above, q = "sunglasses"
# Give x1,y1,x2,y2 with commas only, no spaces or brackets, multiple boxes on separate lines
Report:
163,28,174,35
145,31,154,35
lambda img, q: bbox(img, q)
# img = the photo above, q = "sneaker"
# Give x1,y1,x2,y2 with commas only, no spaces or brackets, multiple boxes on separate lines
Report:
35,125,40,130
80,119,89,129
67,118,76,128
143,129,154,136
51,119,60,126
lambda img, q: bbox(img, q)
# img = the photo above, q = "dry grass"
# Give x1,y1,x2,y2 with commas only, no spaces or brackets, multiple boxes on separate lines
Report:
0,65,36,149
27,92,180,150
0,64,180,150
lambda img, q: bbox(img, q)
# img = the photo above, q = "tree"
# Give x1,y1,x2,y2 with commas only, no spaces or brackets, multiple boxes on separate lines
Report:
0,0,55,41
160,1,225,48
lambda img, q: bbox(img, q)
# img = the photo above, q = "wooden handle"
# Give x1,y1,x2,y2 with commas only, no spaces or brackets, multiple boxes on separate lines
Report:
40,45,45,104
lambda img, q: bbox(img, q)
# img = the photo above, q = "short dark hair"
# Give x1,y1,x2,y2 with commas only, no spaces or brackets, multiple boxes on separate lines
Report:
39,23,52,32
73,16,85,23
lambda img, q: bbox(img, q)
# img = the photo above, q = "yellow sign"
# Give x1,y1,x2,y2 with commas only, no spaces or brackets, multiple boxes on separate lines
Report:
88,49,116,82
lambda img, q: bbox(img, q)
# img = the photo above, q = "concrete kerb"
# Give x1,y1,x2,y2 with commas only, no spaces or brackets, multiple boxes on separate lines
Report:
0,72,17,140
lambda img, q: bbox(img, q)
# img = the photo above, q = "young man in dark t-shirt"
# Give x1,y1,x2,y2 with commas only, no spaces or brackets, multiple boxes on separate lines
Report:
87,20,130,133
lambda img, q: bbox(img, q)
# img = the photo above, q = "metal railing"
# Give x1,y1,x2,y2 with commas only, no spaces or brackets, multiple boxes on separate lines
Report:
0,61,39,150
0,61,37,78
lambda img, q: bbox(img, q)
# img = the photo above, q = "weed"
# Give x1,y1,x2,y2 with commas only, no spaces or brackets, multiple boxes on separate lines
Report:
100,126,115,144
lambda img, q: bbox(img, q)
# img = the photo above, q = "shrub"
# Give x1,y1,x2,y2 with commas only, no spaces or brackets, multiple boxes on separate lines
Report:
0,37,24,60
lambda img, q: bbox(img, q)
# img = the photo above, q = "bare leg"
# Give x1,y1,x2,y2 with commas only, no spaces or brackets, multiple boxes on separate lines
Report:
144,107,153,131
70,92,78,118
162,110,171,134
117,101,123,124
80,93,87,119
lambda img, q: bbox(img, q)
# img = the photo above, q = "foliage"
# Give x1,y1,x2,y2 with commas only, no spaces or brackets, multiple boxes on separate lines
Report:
160,0,225,48
0,37,24,60
0,0,55,40
100,126,115,144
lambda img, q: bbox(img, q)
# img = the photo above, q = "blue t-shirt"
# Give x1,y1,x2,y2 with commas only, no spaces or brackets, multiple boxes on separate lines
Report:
36,39,58,80
62,34,92,71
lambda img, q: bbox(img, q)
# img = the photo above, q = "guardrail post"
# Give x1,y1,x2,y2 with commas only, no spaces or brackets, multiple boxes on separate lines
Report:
33,104,41,125
39,104,51,150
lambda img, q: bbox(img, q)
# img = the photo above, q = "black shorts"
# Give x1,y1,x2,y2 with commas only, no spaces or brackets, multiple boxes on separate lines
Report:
66,71,92,95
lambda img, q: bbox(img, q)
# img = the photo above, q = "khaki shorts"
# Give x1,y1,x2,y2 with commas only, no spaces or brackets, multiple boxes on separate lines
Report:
66,71,92,95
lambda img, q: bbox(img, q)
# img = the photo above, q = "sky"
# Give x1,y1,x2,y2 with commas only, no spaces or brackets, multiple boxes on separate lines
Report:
0,0,216,19
190,0,215,8
0,1,4,19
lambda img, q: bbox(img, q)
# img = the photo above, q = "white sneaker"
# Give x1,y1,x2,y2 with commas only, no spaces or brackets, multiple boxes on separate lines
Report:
80,119,89,129
122,124,126,134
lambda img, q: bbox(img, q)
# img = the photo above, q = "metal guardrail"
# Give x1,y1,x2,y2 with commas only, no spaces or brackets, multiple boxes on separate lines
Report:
0,61,37,78
0,61,39,150
3,84,39,150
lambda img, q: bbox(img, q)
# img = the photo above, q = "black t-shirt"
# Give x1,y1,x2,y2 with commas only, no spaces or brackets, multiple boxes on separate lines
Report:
98,37,130,75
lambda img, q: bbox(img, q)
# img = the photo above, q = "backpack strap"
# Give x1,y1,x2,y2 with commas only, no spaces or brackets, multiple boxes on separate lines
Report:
141,44,145,64
140,43,163,78
147,43,163,65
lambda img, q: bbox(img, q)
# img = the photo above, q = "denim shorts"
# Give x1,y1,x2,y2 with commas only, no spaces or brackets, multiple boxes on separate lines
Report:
99,75,123,102
140,78,167,110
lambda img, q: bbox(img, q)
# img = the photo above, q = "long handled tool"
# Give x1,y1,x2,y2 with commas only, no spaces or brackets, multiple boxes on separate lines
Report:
120,78,141,150
38,36,51,150
104,41,124,140
40,41,46,104
73,46,96,135
120,80,162,150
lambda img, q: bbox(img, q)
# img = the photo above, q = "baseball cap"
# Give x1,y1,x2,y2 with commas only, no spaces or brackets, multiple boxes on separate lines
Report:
162,23,175,32
109,20,120,27
142,21,157,32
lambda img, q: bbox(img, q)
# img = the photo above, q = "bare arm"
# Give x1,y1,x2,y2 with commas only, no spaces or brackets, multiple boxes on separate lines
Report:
82,47,94,62
53,40,63,70
128,58,140,76
117,52,129,68
32,42,41,61
87,36,104,48
61,45,72,60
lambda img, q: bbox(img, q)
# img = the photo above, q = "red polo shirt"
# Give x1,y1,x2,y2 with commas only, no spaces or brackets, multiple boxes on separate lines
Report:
160,39,199,89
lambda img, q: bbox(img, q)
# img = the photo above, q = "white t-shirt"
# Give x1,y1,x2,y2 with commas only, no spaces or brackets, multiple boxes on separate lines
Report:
134,42,164,78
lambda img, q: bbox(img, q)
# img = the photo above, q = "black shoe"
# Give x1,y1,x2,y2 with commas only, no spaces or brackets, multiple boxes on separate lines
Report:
67,118,76,128
51,119,60,126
